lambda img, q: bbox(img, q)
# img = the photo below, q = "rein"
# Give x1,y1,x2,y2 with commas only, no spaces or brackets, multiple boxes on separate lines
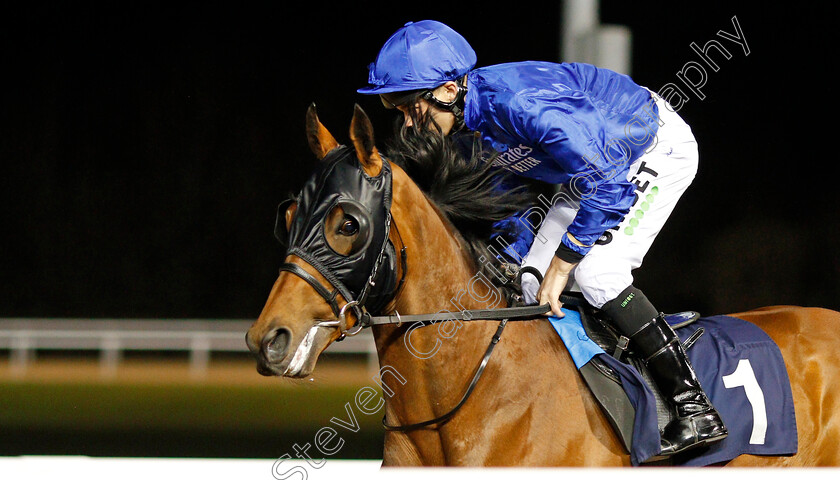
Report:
366,303,549,326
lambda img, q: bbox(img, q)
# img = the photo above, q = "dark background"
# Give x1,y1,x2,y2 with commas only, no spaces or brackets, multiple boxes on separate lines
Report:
1,1,837,319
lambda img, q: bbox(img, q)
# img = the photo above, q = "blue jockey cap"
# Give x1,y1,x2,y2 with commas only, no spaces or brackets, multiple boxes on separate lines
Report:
358,20,476,95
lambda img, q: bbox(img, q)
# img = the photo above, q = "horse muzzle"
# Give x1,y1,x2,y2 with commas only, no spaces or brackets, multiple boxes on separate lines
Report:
247,322,336,378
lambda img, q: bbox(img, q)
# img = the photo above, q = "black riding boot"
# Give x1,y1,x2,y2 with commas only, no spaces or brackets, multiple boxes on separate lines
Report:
630,314,728,456
601,286,727,456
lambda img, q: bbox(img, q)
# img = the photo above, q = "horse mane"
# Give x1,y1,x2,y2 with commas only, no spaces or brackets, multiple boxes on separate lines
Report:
384,120,539,274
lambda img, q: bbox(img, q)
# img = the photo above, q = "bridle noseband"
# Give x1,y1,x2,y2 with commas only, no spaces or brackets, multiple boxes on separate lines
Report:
276,263,365,337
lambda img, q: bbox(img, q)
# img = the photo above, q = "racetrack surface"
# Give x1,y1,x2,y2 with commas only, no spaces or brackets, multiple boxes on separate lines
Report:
0,356,384,459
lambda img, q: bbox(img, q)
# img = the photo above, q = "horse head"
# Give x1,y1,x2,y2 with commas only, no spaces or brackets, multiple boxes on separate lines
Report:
246,104,403,377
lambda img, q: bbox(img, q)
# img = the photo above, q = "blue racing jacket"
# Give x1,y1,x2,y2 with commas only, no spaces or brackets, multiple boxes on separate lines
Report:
464,61,660,258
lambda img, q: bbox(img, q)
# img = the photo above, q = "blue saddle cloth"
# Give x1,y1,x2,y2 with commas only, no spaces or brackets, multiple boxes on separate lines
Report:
549,309,798,466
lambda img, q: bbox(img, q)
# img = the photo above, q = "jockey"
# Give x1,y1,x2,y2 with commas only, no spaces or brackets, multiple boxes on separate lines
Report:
357,20,727,457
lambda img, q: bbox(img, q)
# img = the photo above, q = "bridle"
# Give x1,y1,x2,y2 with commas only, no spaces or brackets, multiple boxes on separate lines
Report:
275,145,550,430
275,145,407,341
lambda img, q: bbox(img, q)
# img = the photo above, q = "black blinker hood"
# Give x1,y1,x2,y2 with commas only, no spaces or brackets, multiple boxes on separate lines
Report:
279,145,399,315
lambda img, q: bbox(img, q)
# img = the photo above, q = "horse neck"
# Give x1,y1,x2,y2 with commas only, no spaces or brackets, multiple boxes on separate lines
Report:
371,164,507,451
385,164,499,323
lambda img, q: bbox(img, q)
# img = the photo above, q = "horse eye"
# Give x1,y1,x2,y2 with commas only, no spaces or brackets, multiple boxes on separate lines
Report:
338,216,359,236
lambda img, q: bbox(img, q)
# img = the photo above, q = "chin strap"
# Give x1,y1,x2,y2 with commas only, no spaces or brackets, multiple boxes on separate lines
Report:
420,77,468,128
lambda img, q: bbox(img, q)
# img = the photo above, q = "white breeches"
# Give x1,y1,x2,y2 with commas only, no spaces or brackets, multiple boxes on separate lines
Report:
521,96,699,308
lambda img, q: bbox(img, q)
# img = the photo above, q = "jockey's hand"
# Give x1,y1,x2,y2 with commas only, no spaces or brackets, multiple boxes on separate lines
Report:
537,255,578,317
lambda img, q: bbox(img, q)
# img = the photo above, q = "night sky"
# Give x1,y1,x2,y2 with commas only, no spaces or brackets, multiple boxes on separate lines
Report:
1,1,837,319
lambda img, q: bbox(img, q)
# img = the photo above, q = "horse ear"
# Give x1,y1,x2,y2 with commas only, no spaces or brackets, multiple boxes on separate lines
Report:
349,104,383,176
306,103,340,160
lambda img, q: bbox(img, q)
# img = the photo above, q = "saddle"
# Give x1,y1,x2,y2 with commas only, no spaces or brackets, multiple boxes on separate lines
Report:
562,292,704,456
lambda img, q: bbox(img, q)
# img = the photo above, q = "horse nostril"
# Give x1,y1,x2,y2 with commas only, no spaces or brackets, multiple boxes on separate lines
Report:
263,327,292,363
245,330,261,355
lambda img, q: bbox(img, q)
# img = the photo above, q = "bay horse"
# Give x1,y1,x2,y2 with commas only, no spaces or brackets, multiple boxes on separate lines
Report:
246,104,840,466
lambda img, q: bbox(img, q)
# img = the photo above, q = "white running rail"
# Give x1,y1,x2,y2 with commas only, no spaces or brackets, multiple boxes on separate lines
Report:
0,318,376,377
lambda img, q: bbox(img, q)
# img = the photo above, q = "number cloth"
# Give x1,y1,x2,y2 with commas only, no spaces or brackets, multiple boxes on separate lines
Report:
549,309,798,465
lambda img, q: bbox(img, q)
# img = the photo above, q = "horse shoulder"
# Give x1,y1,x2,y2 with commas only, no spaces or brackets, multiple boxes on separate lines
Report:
475,320,628,465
